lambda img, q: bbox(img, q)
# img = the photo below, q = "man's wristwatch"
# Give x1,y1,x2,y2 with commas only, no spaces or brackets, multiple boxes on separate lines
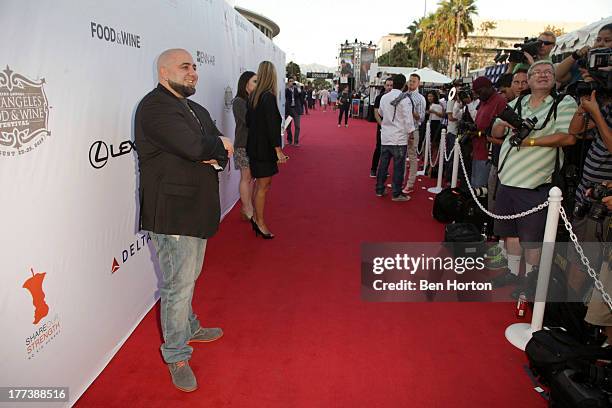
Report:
529,137,536,146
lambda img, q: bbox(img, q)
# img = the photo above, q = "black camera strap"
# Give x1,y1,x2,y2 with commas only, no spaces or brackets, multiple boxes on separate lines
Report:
497,94,569,176
515,93,569,131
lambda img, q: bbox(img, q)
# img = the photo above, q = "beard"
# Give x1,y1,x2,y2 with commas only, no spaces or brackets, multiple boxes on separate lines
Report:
168,79,196,97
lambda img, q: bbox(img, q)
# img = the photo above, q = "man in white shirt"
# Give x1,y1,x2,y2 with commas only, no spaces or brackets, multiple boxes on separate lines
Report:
375,74,415,201
400,73,426,194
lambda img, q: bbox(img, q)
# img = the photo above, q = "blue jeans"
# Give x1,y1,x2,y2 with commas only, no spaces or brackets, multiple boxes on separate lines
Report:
150,232,207,363
376,145,408,197
471,159,491,188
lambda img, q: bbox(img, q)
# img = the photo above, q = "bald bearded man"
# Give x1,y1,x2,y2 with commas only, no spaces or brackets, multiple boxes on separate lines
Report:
135,48,233,392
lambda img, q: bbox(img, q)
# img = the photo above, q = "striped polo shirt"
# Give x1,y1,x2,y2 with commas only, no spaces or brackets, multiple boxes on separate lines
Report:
497,94,577,189
575,103,612,205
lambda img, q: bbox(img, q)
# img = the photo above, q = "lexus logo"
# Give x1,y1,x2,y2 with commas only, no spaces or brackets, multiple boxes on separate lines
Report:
89,140,135,169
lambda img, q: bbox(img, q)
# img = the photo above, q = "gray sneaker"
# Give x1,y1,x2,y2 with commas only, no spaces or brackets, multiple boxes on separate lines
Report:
168,360,197,392
392,194,411,202
189,327,223,343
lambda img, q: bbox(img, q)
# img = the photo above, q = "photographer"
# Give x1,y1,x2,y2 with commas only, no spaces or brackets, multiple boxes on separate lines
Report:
584,183,612,343
565,65,612,299
455,89,479,185
485,70,531,270
490,60,578,287
506,31,557,74
556,24,612,88
472,77,507,189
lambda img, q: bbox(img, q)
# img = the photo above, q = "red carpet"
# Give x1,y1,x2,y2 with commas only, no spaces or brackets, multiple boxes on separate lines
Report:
77,107,546,407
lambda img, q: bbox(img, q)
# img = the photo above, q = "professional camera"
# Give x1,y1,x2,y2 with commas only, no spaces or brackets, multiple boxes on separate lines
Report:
457,87,472,101
508,37,542,64
574,182,612,221
457,103,477,134
496,106,539,147
568,48,612,99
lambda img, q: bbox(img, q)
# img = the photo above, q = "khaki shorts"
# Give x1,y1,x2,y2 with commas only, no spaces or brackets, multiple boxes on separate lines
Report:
585,261,612,326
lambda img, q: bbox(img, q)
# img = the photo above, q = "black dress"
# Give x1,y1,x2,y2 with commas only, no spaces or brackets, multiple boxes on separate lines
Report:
246,91,282,178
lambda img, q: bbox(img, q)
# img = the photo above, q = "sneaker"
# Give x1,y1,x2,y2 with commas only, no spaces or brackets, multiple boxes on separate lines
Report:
392,194,411,202
168,360,197,392
491,271,520,288
369,171,376,178
337,124,341,127
386,183,392,188
294,143,300,147
511,266,539,300
376,189,386,197
485,246,508,270
189,327,223,344
345,124,349,128
486,254,508,270
402,187,414,194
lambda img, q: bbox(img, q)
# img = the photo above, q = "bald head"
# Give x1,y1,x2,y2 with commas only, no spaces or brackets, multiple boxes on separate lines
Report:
157,48,190,73
157,48,198,98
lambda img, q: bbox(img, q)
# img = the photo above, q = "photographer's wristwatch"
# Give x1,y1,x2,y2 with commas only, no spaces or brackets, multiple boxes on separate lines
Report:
529,137,536,146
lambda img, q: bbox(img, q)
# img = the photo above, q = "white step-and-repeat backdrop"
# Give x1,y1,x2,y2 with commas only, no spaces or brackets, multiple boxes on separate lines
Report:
0,0,285,406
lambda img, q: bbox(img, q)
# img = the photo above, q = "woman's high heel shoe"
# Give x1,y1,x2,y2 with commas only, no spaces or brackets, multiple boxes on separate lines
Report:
240,209,252,221
250,218,274,239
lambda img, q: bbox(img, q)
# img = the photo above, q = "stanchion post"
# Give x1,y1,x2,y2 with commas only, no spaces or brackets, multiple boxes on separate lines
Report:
505,187,563,351
428,128,446,194
450,137,460,188
417,121,431,176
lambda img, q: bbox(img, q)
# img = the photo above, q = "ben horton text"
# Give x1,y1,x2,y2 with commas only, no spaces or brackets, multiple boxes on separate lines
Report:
370,254,493,292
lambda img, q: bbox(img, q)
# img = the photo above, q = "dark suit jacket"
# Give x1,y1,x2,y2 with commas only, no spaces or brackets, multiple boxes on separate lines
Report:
246,91,281,162
135,84,228,238
285,86,301,116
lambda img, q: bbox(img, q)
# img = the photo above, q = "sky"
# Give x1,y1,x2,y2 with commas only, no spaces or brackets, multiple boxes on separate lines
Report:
234,0,611,68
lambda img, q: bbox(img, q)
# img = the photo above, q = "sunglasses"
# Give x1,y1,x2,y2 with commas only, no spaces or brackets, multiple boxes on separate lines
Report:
540,40,555,45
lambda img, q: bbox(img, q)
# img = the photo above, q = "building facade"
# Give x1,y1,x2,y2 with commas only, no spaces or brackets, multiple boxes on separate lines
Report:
235,6,280,39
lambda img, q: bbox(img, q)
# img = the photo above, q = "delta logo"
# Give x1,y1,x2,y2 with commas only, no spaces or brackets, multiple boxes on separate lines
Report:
111,232,151,274
22,267,62,360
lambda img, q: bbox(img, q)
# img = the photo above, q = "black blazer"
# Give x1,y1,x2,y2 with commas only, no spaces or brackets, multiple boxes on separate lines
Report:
285,87,301,115
135,84,228,238
246,91,281,162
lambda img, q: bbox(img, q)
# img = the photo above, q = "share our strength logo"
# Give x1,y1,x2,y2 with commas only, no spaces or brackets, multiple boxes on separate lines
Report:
22,267,62,360
0,66,51,158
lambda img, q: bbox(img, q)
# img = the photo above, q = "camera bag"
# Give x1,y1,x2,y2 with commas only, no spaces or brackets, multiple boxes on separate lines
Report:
549,368,612,408
433,187,468,223
443,222,485,258
525,327,612,386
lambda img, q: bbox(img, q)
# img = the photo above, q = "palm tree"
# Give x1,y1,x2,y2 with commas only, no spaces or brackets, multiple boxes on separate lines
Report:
437,0,477,76
402,19,422,67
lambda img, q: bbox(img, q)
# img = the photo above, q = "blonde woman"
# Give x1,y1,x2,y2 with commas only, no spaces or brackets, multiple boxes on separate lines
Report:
246,61,288,239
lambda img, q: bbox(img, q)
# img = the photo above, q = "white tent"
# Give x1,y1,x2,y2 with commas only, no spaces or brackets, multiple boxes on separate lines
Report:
368,63,418,85
412,67,452,84
551,16,612,55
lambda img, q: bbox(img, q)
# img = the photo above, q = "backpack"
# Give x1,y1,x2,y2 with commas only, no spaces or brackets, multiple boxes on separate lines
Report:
549,368,612,408
432,187,468,223
525,327,611,386
443,222,486,258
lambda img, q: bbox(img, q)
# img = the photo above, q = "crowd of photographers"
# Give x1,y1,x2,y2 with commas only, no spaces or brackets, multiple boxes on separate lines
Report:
441,24,612,341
